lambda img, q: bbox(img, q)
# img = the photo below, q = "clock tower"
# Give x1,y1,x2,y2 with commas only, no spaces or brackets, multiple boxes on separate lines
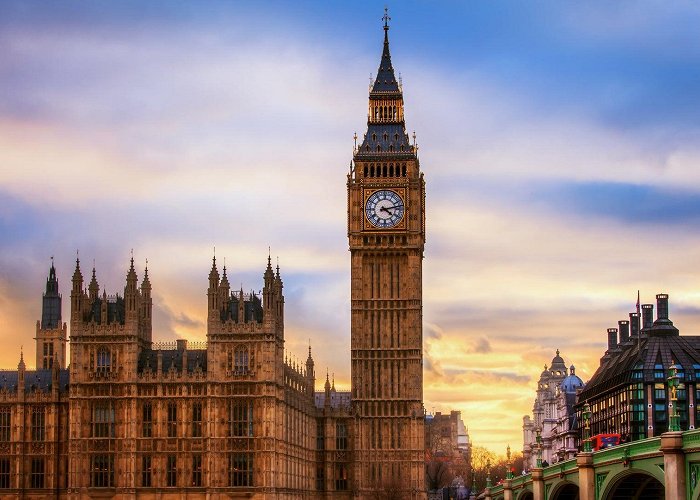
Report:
348,13,426,498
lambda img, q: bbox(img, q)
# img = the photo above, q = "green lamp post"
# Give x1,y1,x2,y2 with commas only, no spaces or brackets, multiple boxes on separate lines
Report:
486,459,492,488
582,402,592,452
506,444,513,480
668,360,682,432
535,427,543,468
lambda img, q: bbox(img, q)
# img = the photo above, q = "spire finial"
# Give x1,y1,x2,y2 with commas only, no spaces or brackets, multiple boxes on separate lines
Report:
76,249,80,265
51,255,54,267
382,6,390,31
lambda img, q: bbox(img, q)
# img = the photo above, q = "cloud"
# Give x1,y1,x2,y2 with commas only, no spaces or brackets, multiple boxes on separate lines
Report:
467,336,492,354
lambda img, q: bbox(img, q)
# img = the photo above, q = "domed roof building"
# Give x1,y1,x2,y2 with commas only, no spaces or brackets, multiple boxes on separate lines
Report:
523,351,586,470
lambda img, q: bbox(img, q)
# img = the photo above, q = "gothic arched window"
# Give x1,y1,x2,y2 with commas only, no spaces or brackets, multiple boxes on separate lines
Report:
97,347,111,373
234,348,249,374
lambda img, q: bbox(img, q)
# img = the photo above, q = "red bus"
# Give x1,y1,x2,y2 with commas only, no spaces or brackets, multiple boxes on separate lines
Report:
591,433,621,451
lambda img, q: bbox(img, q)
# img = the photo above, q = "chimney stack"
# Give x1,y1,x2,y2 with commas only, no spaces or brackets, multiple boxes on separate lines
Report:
607,328,618,351
641,304,654,330
656,294,669,321
618,320,630,343
629,312,640,338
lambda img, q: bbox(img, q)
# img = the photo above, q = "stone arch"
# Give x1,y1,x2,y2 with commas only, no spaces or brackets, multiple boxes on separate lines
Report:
549,480,579,500
516,489,533,500
601,469,664,500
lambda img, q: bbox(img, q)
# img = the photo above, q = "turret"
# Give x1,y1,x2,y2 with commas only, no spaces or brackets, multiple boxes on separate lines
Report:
324,371,331,408
306,345,315,397
263,254,275,318
238,286,245,323
219,264,231,319
70,256,84,319
207,255,220,321
274,262,284,337
124,255,140,324
140,262,152,342
88,266,99,301
17,349,25,401
36,259,67,369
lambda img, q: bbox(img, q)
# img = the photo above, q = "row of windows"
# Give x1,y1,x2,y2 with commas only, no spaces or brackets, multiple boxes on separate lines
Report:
363,163,407,178
141,401,251,438
88,453,252,488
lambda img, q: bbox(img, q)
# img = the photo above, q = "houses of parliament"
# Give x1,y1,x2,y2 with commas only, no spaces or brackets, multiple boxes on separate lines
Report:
0,16,427,500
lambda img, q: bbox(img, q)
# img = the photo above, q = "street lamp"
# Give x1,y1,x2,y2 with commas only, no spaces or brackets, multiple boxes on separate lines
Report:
582,402,592,453
668,360,682,432
506,444,513,480
535,428,542,468
486,459,492,488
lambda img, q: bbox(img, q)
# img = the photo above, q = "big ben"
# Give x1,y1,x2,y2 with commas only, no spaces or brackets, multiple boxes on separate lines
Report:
348,12,426,498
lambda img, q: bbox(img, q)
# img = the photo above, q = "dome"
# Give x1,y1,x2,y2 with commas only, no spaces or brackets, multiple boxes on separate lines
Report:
561,365,584,394
548,349,568,378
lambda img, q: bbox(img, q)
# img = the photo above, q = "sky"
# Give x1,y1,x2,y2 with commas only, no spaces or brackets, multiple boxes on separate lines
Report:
2,0,700,454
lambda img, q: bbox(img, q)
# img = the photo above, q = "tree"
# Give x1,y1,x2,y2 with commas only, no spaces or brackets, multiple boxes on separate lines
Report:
425,457,454,491
470,446,497,491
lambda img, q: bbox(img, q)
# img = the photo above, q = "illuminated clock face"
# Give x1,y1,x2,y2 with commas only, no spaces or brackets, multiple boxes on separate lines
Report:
365,189,405,228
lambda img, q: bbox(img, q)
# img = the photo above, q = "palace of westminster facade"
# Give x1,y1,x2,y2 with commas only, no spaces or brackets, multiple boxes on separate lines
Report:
0,17,427,500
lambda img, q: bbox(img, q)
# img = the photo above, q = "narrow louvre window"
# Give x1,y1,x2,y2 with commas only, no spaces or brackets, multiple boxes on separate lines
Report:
142,402,152,438
30,458,44,488
192,454,202,487
166,455,177,487
192,402,202,438
141,455,151,487
0,407,10,441
167,402,177,438
31,407,45,442
0,459,9,488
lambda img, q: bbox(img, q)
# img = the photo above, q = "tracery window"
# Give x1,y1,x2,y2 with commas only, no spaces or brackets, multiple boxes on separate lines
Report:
229,452,253,487
166,455,177,487
30,458,44,488
90,455,114,487
142,402,152,438
92,402,115,438
141,455,152,487
234,348,249,374
192,454,202,487
230,400,253,437
97,347,112,373
192,402,202,438
0,459,9,489
336,422,347,450
335,464,348,490
0,407,10,441
31,407,45,442
167,402,177,438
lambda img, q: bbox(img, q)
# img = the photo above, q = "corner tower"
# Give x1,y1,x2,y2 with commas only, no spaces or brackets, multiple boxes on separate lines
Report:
348,12,426,497
35,258,67,369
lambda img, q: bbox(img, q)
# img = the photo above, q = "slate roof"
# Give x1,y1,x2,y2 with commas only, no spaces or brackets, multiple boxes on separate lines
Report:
0,369,69,392
371,27,400,95
315,391,352,409
358,124,412,155
577,332,700,402
137,349,208,374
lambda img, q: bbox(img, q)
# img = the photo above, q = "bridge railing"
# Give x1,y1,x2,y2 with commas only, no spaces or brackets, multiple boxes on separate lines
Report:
592,436,661,465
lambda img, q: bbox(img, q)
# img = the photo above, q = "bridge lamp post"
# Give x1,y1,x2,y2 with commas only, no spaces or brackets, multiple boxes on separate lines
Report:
535,427,543,468
668,360,682,432
486,459,492,488
582,402,592,453
506,444,513,480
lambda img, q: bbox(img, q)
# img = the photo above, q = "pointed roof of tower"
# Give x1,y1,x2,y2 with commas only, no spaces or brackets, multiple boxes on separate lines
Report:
72,254,83,282
371,8,400,95
46,257,59,294
208,254,219,282
220,262,230,288
126,251,138,284
141,259,151,289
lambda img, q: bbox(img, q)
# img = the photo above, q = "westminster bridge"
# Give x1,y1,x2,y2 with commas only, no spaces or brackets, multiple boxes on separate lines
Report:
485,429,700,500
